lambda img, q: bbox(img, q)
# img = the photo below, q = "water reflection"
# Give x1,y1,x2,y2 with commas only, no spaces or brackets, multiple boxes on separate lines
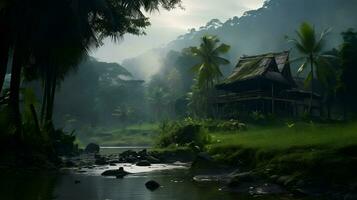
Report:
0,169,312,200
54,169,238,200
0,147,314,200
0,172,57,200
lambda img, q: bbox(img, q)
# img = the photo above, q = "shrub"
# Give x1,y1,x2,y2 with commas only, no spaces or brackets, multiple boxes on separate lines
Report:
250,111,266,122
182,117,246,132
216,119,246,131
156,119,210,148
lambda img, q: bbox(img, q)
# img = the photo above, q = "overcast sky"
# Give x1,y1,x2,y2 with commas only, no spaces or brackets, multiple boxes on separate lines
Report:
92,0,265,63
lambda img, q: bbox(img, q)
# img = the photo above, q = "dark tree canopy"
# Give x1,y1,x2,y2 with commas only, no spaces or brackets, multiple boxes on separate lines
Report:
339,29,357,112
0,0,182,129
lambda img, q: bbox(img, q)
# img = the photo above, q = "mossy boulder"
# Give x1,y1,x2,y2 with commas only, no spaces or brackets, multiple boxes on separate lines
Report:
84,143,100,154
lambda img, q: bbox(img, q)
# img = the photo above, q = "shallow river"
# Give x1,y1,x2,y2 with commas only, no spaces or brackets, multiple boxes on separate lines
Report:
0,147,315,200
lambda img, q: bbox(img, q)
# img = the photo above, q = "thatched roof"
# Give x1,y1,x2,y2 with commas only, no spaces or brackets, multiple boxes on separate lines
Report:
217,51,293,91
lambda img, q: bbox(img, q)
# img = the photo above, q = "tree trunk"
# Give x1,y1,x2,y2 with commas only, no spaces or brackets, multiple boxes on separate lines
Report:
0,45,10,94
40,78,48,124
9,47,23,133
30,104,41,134
309,55,314,115
271,83,275,114
343,93,347,121
0,25,10,94
46,68,57,122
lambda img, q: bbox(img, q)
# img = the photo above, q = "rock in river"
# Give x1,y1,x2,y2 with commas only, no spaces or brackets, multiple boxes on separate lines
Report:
145,180,160,191
95,156,108,165
136,160,151,166
228,171,257,187
138,149,148,157
120,150,138,158
101,167,130,178
190,152,220,174
249,183,285,195
85,143,100,154
146,156,161,164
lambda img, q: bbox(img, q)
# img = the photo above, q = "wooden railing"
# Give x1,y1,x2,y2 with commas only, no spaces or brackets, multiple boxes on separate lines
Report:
216,90,268,103
215,90,321,109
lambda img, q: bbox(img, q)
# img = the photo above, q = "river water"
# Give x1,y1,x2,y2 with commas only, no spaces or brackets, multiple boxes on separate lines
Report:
0,147,314,200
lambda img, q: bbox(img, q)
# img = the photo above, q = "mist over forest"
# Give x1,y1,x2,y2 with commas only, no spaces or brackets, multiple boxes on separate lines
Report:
2,0,357,199
123,0,357,80
52,0,357,141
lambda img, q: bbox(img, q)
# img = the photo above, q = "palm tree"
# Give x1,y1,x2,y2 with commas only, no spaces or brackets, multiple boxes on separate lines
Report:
1,0,182,132
187,35,230,116
188,36,230,89
288,22,333,114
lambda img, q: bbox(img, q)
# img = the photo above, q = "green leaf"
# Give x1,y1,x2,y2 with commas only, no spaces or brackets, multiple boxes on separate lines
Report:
298,60,308,74
314,28,331,53
189,47,202,57
304,71,313,88
214,43,231,54
191,63,203,73
299,22,316,52
213,56,230,65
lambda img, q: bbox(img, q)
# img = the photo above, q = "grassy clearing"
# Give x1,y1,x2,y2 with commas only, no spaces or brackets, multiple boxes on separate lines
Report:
207,122,357,185
77,123,160,146
125,123,160,131
209,122,357,150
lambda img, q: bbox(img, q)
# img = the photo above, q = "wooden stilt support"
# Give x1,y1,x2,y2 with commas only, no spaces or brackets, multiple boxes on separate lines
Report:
271,83,275,114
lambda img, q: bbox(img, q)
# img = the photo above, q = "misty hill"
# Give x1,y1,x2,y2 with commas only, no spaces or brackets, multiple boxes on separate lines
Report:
53,57,147,129
122,0,357,80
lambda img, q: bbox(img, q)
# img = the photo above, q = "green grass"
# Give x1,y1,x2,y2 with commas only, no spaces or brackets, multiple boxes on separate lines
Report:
77,123,160,146
125,123,160,131
89,133,156,146
209,122,357,151
207,122,357,185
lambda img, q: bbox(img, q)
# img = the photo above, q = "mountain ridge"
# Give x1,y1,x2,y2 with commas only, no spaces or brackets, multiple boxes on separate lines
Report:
122,0,357,80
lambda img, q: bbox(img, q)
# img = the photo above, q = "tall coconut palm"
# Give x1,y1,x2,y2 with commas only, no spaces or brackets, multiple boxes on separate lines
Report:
188,36,230,89
288,22,333,113
187,35,230,116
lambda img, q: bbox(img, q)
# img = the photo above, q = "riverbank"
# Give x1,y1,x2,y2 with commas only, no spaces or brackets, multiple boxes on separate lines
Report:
153,122,357,199
208,122,357,184
76,123,159,147
214,122,357,198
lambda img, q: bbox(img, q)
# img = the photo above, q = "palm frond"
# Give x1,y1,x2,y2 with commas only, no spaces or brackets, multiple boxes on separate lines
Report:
314,27,331,52
213,56,230,65
304,71,313,88
214,43,231,54
288,38,308,54
297,60,308,74
190,63,203,73
298,22,316,52
287,56,306,64
189,47,202,57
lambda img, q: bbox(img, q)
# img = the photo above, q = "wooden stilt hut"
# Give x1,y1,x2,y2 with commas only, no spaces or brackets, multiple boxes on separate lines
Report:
215,51,321,118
